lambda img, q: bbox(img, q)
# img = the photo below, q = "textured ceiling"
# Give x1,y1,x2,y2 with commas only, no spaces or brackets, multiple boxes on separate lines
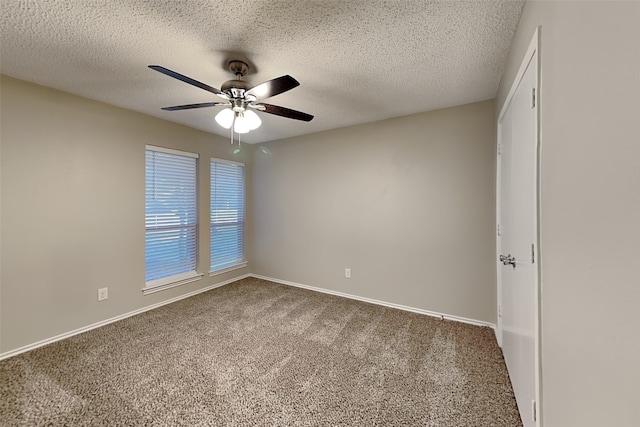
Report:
1,0,524,144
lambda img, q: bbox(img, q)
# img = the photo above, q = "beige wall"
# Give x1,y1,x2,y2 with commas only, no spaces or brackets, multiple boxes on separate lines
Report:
251,100,497,323
498,1,640,426
0,76,253,353
0,76,497,352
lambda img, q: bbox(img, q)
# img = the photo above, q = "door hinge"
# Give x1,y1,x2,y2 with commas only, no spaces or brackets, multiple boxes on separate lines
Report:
498,305,502,318
531,243,535,263
497,224,501,236
532,400,537,422
531,88,536,108
497,142,501,155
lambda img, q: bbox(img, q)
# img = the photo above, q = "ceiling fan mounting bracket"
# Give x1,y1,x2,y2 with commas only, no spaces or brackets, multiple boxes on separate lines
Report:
228,60,249,77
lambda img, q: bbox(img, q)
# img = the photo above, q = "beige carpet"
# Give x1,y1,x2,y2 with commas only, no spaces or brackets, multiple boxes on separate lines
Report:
0,277,522,426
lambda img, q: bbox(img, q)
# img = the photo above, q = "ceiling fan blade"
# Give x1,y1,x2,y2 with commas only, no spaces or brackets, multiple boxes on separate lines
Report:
256,103,314,122
246,75,300,100
149,65,229,100
161,102,228,111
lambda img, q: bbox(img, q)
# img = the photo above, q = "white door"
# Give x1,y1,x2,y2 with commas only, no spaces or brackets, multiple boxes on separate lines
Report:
497,35,539,427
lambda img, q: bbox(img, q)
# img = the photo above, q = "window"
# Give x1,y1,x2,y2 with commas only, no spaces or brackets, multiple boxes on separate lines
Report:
210,158,246,274
145,146,202,293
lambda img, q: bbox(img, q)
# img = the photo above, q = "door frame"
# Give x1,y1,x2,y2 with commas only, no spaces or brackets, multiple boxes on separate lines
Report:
496,27,542,426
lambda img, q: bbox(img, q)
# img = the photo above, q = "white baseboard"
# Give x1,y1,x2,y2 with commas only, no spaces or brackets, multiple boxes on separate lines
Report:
1,273,496,361
250,274,496,330
0,274,250,361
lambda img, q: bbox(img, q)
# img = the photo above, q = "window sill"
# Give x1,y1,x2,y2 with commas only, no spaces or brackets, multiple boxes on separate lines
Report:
143,271,204,295
209,261,248,277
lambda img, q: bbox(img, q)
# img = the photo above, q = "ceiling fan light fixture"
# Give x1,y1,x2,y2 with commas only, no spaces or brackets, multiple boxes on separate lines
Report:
215,108,234,129
150,62,313,143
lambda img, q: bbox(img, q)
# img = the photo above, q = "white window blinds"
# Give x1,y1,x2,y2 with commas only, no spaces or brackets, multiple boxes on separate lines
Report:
210,158,245,273
145,146,198,285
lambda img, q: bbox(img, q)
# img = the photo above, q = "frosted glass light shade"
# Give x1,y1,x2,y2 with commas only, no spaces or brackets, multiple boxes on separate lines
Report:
233,117,250,134
215,108,234,129
216,108,261,134
243,110,262,130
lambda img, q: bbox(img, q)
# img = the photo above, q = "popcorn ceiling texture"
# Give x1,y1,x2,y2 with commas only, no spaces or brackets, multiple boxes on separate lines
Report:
0,278,522,426
0,1,524,143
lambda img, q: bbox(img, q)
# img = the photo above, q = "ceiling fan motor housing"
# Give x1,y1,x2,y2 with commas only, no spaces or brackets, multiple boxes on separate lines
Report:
221,79,252,98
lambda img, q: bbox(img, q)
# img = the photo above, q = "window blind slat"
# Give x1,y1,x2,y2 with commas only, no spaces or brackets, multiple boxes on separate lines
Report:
211,159,245,272
145,149,198,283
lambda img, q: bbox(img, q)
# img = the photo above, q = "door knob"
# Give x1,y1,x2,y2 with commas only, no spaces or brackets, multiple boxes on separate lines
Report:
499,254,516,268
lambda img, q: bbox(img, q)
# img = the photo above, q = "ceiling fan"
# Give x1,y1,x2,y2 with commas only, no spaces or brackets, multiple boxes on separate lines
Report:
149,60,313,143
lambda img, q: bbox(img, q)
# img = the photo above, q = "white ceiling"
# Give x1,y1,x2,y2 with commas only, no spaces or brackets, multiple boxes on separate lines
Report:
1,0,524,144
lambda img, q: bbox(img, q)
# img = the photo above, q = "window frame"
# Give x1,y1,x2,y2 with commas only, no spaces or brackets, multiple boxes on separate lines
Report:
144,145,203,295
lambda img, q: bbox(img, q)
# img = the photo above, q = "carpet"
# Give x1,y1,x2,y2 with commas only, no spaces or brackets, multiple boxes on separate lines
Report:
0,277,522,426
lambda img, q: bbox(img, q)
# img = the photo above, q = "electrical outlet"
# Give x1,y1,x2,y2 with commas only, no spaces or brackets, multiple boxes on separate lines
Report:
98,287,108,301
345,268,351,279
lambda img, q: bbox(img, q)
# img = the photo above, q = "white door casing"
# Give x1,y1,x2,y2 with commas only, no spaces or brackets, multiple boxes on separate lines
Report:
496,29,540,427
